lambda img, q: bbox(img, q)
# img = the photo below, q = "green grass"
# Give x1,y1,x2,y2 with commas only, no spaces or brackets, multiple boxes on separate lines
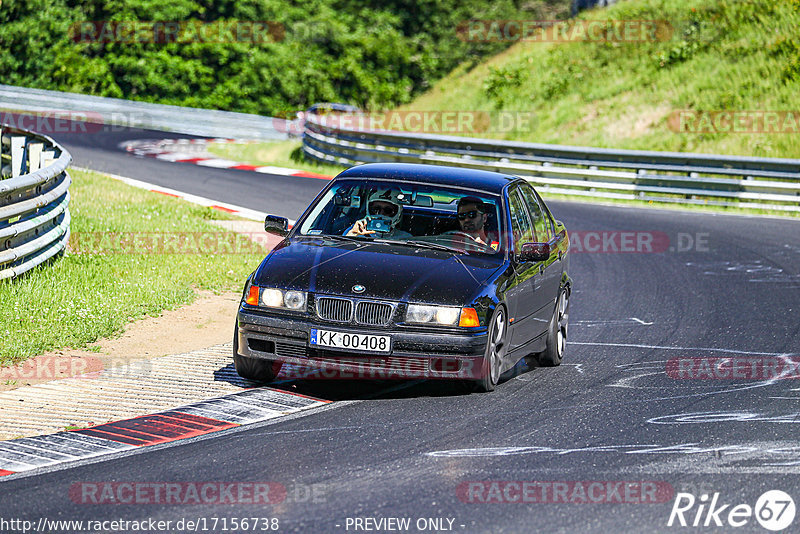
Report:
206,139,347,176
0,168,265,366
400,0,800,159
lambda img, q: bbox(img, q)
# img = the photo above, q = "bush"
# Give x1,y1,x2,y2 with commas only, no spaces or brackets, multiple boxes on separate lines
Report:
0,0,570,115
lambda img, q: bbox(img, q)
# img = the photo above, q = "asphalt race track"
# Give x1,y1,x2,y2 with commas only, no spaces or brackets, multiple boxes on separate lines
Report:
1,126,799,533
54,125,327,219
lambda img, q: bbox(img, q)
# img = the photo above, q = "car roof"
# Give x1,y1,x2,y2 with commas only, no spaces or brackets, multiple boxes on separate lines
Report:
334,163,517,194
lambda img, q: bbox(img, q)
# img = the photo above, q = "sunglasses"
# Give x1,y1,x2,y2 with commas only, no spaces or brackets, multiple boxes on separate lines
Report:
457,209,483,220
369,203,398,217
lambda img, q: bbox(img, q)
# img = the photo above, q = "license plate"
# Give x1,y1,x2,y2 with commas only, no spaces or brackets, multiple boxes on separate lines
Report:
310,329,391,353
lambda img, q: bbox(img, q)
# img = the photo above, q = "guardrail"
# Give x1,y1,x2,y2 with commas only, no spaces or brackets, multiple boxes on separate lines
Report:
0,84,289,141
302,116,800,212
0,125,71,280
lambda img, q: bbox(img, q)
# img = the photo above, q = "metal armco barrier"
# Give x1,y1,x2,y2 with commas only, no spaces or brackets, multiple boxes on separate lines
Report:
0,125,71,280
302,115,800,212
0,84,288,141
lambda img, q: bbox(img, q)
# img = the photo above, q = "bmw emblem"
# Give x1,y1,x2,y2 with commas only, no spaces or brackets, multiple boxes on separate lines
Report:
352,284,366,294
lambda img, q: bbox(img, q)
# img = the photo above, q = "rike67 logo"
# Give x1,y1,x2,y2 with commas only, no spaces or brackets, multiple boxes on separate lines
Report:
668,490,795,531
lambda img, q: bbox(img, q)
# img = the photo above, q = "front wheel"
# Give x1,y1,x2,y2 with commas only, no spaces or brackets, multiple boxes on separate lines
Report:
538,288,569,367
233,322,282,382
472,306,508,392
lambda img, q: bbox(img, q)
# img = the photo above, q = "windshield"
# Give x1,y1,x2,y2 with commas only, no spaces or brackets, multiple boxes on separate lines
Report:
297,179,505,256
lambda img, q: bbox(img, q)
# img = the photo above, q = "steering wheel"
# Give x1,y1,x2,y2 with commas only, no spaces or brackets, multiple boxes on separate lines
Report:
443,230,482,243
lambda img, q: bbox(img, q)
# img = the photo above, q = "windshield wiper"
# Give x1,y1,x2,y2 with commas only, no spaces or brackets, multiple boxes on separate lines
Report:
304,233,370,242
300,234,374,246
380,239,464,254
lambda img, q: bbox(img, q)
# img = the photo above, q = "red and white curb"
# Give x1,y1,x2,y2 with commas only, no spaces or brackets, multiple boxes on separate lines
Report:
0,342,330,477
122,138,333,180
72,166,295,225
0,387,329,478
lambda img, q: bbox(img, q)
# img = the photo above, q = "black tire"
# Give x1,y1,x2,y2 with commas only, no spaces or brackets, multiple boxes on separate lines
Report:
538,287,569,367
233,322,282,382
472,306,508,392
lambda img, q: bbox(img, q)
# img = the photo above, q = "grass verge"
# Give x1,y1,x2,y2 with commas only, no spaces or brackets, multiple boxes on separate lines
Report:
0,168,265,366
206,139,345,176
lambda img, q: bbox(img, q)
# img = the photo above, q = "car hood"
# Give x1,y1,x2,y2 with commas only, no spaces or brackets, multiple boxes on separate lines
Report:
253,238,504,304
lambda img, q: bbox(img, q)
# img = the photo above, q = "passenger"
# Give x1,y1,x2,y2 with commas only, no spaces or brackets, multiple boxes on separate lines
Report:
345,189,412,238
456,196,491,245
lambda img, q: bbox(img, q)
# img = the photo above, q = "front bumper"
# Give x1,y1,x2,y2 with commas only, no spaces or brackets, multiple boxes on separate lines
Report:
236,307,489,380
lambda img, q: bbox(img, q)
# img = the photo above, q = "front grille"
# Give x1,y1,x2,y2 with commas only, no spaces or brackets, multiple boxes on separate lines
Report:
276,342,307,358
316,297,353,322
355,301,393,326
248,338,275,353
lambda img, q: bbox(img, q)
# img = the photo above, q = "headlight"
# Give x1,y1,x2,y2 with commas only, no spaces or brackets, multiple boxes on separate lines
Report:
283,290,306,310
245,286,307,311
406,304,461,326
261,288,284,308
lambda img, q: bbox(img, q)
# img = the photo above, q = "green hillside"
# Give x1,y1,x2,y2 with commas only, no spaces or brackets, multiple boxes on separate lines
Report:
0,0,569,116
400,0,800,159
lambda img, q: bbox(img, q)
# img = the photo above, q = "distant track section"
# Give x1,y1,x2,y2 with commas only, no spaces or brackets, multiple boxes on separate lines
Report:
302,114,800,212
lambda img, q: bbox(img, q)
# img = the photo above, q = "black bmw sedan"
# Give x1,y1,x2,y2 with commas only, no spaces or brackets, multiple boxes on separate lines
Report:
235,163,571,392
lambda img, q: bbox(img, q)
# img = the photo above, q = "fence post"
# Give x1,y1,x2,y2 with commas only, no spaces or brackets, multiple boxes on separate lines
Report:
41,149,56,168
28,142,43,172
10,136,26,177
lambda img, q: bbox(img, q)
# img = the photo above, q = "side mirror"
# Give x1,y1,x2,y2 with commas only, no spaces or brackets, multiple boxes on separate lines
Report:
520,242,550,262
264,215,289,237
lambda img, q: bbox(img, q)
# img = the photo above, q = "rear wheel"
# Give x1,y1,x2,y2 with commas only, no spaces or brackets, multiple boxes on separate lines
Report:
538,287,569,367
473,306,508,392
233,322,282,382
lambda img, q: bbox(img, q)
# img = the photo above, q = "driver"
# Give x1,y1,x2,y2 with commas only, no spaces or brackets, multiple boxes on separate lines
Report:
456,196,490,245
345,188,411,238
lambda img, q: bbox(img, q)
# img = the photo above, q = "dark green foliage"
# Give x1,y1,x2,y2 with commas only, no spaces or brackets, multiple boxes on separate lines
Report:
769,36,800,83
0,0,569,114
483,64,528,109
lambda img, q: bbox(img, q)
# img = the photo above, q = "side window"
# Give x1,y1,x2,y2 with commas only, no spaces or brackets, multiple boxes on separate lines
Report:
508,188,534,255
533,187,557,238
520,184,550,242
